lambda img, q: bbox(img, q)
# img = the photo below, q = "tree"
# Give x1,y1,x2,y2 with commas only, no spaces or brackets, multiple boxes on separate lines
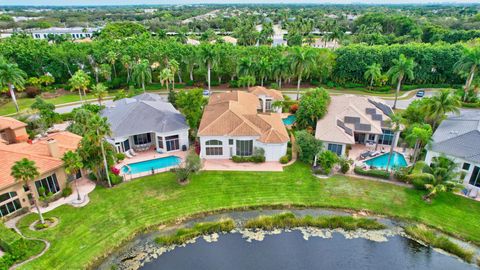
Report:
174,151,202,184
295,130,323,164
425,89,461,130
11,158,44,224
272,56,290,89
385,113,403,172
405,124,432,165
423,156,460,201
317,150,339,174
364,63,382,89
106,51,118,78
168,59,179,90
200,44,217,91
182,49,198,81
62,151,84,201
159,68,173,92
69,70,91,103
454,45,480,101
0,57,27,113
238,75,256,88
91,83,108,105
132,59,152,93
387,54,416,109
175,89,207,131
31,97,59,130
296,88,330,130
121,55,132,83
256,57,270,87
290,47,317,100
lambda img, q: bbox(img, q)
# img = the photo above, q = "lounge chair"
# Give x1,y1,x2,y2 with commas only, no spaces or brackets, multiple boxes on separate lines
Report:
468,188,478,199
380,147,386,153
360,151,372,159
125,151,133,159
370,151,380,157
129,149,137,156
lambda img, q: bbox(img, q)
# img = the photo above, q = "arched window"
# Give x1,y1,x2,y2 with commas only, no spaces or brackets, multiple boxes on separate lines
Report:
205,140,223,155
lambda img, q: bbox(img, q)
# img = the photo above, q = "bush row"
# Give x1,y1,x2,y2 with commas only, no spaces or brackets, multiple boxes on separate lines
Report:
354,167,391,179
232,155,265,163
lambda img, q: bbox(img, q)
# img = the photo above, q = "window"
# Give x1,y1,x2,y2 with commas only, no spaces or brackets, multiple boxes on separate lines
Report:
0,192,17,203
265,99,272,111
368,134,376,141
35,174,60,196
463,163,471,171
0,192,22,217
378,129,394,145
133,133,151,145
229,139,234,145
469,166,480,188
205,140,223,156
122,139,130,152
157,137,164,149
328,143,343,156
165,135,180,151
236,140,253,156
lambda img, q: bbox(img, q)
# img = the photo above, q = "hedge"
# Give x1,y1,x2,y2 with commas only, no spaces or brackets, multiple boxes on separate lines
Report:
354,166,390,179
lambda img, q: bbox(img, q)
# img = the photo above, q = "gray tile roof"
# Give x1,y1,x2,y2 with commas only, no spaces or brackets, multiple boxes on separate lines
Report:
430,110,480,163
101,93,189,138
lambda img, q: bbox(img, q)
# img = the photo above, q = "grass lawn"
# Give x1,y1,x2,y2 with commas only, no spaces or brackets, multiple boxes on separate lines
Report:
14,162,480,270
0,94,96,116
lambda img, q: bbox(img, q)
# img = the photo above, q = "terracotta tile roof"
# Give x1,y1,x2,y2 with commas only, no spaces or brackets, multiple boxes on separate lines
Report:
0,131,81,189
0,116,27,130
198,91,289,144
248,86,284,101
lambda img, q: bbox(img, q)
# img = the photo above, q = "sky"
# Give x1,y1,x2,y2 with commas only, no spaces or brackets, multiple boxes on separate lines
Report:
4,0,480,6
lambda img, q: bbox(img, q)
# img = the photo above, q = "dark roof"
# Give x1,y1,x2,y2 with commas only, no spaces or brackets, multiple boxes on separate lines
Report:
100,94,189,138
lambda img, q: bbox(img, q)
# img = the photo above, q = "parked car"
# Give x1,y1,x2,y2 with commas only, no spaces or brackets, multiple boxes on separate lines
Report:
203,89,211,96
416,90,425,97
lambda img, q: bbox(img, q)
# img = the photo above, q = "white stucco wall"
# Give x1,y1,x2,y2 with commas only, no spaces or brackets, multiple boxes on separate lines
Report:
256,141,288,161
109,128,189,153
323,141,347,156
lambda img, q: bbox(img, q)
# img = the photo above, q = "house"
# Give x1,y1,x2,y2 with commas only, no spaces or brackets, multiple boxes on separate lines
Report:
29,27,101,40
197,90,289,162
248,86,284,113
0,117,82,219
315,95,399,156
101,93,189,154
425,110,480,192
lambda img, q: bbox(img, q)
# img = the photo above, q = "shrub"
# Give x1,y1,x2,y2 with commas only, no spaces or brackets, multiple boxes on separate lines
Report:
317,150,338,175
109,173,123,186
269,82,279,89
289,103,298,113
340,161,350,174
25,86,40,98
62,186,72,197
295,130,323,164
229,80,239,88
354,167,390,179
279,155,290,164
88,172,97,181
185,80,195,87
34,222,48,230
393,167,410,183
115,153,126,162
110,166,120,175
408,173,434,190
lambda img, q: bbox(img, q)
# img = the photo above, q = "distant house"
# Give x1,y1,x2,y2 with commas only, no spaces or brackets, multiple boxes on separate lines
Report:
0,116,82,219
425,111,480,192
315,95,399,156
101,93,189,154
198,90,289,162
29,27,101,40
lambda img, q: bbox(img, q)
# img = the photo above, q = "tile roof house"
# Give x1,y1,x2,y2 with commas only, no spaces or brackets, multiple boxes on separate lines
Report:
198,90,289,162
315,95,399,156
248,86,284,113
0,117,82,219
101,93,189,154
425,110,480,192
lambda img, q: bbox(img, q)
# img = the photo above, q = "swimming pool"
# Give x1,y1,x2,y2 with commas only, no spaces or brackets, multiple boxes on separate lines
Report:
121,156,181,175
364,152,407,170
282,115,296,125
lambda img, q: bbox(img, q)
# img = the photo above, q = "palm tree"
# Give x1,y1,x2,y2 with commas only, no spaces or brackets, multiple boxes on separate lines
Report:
132,59,152,93
69,70,91,103
168,59,180,90
106,51,119,78
454,46,480,101
87,115,112,187
11,158,44,224
387,54,416,109
0,57,27,113
364,63,382,89
425,89,461,130
199,44,217,91
256,57,270,87
423,156,459,201
62,151,84,201
405,124,432,165
182,49,198,81
385,113,403,172
121,55,132,83
91,83,108,105
290,47,317,100
159,68,174,91
237,57,254,78
272,56,290,89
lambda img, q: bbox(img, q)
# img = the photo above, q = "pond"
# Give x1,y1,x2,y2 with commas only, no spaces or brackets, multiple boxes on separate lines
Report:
98,210,478,270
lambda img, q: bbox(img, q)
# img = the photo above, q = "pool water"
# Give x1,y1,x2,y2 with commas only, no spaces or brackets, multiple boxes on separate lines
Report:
282,115,296,125
121,156,181,174
365,152,407,170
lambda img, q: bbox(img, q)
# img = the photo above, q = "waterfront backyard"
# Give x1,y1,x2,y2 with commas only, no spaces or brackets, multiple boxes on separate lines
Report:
14,162,480,270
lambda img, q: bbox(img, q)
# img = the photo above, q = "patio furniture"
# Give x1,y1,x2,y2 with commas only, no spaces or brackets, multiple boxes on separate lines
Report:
125,151,133,159
370,151,380,157
129,149,137,156
468,188,478,199
380,147,386,153
360,151,372,159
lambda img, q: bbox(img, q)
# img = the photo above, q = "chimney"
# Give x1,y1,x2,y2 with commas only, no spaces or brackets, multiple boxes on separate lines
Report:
47,139,60,158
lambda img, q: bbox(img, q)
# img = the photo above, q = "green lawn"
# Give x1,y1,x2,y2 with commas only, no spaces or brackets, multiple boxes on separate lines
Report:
0,94,96,116
14,163,480,270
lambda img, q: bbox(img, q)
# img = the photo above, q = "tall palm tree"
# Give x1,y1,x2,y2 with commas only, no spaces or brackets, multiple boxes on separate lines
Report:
0,57,27,113
168,59,180,90
290,47,317,100
106,51,118,78
121,55,132,83
159,68,174,91
364,63,382,89
87,115,112,187
132,59,152,93
387,54,416,109
272,56,290,89
182,49,198,81
426,89,461,130
385,113,403,172
256,57,270,87
423,156,459,201
237,57,254,78
11,158,44,224
405,123,432,165
454,46,480,101
91,83,108,105
62,151,84,201
199,44,217,91
69,70,91,103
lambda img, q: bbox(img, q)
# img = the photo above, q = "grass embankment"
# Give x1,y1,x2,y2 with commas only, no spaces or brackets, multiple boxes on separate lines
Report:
0,223,45,270
14,162,480,270
405,224,475,263
0,93,95,115
244,212,385,231
155,219,235,245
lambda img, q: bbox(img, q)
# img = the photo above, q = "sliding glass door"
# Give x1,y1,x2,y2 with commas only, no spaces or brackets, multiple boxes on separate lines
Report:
236,140,253,156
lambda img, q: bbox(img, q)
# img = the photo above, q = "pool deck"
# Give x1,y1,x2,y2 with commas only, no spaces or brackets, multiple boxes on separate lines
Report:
350,144,413,168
